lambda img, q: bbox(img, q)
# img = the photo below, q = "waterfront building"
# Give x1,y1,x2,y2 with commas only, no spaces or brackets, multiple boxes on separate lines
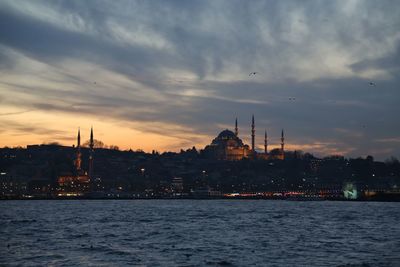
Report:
171,177,184,193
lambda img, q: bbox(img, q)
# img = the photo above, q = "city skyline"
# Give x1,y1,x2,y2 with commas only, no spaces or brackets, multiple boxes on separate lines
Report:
1,2,400,266
0,0,399,160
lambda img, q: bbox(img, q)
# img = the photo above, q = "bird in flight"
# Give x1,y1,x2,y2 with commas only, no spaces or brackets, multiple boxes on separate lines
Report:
289,97,296,101
369,82,376,86
249,72,257,76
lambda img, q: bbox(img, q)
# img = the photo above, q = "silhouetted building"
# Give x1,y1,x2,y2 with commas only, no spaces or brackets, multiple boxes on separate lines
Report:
89,127,94,181
203,128,251,160
251,115,255,154
204,117,285,161
264,130,268,154
57,128,91,196
280,129,285,160
171,177,184,194
75,128,82,171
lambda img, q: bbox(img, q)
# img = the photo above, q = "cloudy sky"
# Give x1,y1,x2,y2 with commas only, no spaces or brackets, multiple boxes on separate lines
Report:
0,0,399,159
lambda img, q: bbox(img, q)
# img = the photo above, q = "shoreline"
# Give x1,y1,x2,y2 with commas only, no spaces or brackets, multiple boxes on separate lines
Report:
1,196,400,202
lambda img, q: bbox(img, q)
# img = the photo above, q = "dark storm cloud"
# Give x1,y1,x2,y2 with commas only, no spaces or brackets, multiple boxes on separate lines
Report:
0,0,399,158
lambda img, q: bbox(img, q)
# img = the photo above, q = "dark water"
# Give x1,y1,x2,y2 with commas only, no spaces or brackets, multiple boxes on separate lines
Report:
1,200,400,267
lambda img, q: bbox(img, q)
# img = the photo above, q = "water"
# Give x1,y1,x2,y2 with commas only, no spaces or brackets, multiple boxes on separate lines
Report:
1,200,400,267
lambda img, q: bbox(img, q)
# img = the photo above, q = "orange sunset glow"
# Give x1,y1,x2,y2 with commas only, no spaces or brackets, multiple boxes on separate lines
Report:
0,0,399,160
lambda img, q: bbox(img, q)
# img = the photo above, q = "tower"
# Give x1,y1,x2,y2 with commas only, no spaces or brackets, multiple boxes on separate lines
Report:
281,129,285,160
234,118,238,136
264,129,268,154
88,126,94,180
75,128,82,171
90,126,94,150
251,115,255,152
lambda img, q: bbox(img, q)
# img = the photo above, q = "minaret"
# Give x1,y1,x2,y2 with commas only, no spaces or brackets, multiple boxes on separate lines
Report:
75,128,82,171
90,126,94,149
89,126,94,180
78,128,81,147
234,118,238,137
264,129,268,154
251,115,255,153
281,129,285,160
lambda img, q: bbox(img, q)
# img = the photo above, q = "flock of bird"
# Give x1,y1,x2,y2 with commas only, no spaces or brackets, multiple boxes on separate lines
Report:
92,72,376,107
248,72,376,131
247,71,377,132
90,71,376,131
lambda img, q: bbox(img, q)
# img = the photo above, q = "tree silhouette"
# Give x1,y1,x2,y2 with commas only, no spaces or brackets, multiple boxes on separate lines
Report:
82,139,106,148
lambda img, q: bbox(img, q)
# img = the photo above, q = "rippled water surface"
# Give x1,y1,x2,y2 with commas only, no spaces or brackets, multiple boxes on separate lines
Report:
1,200,400,266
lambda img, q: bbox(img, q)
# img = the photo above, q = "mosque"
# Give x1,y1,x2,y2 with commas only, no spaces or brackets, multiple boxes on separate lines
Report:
57,128,94,196
203,116,285,161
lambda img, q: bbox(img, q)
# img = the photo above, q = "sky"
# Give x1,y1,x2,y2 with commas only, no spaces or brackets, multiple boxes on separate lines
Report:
0,0,399,160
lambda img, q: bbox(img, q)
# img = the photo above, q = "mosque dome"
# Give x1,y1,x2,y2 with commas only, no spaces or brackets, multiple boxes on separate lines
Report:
211,129,244,147
217,129,236,140
203,117,284,161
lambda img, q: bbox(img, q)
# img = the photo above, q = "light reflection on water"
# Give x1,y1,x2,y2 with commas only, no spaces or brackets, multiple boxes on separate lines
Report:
1,200,400,266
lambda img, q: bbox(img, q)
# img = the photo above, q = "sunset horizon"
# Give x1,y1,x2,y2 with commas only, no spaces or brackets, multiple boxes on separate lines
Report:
1,116,398,160
1,1,399,160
